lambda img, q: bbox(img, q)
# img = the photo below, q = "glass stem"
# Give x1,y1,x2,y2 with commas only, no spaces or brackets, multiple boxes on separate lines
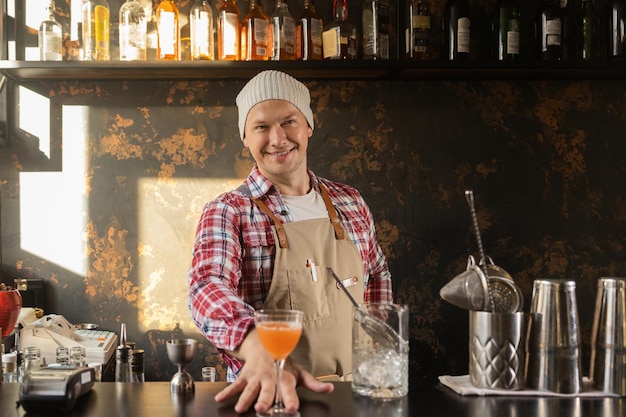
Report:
273,358,286,410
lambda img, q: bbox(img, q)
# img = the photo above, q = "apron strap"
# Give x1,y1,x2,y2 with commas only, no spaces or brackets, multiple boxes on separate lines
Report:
319,183,346,240
251,197,289,248
250,182,346,247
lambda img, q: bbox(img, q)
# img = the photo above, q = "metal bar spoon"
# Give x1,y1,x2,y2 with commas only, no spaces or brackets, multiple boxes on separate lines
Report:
465,190,495,312
327,267,405,351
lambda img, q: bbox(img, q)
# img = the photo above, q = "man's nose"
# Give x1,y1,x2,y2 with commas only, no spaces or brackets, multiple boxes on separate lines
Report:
268,125,287,145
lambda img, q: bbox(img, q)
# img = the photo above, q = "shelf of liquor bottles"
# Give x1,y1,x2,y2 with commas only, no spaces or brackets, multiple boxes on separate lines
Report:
2,0,626,83
1,58,626,82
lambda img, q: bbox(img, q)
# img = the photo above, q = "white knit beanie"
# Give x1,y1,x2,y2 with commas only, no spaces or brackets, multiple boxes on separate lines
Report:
236,70,314,140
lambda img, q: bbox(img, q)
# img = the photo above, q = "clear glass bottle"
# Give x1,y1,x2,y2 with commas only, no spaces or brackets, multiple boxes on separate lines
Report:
406,0,431,60
190,0,214,60
270,0,297,60
180,18,191,60
443,0,471,59
493,0,520,60
156,0,180,60
119,0,147,61
115,345,133,382
322,0,358,59
217,0,240,60
81,0,110,61
146,12,158,60
536,0,562,60
241,0,270,61
296,0,323,60
362,0,390,60
39,0,63,61
581,0,598,59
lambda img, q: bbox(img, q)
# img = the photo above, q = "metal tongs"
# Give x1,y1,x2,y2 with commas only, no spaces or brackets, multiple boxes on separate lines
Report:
327,267,406,352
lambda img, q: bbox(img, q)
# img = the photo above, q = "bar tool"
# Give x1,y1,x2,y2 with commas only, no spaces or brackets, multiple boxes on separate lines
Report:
590,277,626,396
465,190,495,312
327,267,406,352
525,279,582,393
166,338,197,394
440,255,523,313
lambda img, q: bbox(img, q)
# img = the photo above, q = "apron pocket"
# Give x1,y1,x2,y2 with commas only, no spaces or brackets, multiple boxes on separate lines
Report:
287,268,331,322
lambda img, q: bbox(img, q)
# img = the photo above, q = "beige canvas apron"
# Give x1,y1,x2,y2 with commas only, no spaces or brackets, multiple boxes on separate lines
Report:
252,184,364,378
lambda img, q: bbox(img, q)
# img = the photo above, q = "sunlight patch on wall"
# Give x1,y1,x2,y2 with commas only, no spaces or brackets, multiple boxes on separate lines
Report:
19,105,89,276
136,177,244,333
18,86,51,158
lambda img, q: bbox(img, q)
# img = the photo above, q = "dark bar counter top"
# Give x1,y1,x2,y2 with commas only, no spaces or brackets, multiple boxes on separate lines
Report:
1,381,625,417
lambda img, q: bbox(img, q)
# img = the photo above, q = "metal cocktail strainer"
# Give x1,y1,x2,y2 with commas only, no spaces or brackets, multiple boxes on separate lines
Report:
439,191,523,313
440,256,523,313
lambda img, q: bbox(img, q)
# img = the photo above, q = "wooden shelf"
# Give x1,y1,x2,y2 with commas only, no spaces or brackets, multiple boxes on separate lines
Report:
1,59,626,82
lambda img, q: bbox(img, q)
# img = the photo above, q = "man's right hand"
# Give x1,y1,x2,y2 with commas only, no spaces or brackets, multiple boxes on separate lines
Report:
214,328,334,414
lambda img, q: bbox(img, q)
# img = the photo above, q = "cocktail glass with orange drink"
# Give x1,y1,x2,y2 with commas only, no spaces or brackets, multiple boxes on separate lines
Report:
254,309,304,417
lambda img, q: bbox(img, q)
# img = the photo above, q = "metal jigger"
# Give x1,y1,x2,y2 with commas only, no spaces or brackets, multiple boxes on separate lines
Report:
166,338,197,394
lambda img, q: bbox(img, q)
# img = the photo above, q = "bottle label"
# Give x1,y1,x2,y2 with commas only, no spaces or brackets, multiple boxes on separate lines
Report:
457,17,470,53
222,12,239,56
413,15,430,30
507,30,520,55
322,27,340,58
94,5,109,51
311,18,323,47
158,10,177,56
254,18,269,44
546,18,561,46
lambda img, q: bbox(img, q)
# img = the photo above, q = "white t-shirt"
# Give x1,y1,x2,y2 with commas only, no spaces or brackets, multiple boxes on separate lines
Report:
282,188,327,221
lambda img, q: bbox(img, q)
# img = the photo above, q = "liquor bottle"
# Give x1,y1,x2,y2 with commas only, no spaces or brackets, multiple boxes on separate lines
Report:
241,0,270,61
156,0,179,60
39,0,63,61
180,19,191,60
119,0,147,61
536,0,562,59
581,0,598,59
493,0,520,60
217,0,240,60
322,0,358,59
81,0,110,61
146,13,158,60
296,0,323,60
443,0,470,59
362,0,390,59
606,0,626,58
190,0,214,60
270,0,297,60
561,0,582,60
406,0,431,60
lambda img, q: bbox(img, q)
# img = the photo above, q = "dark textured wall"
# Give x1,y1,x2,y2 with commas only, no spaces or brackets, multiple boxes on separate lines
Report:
2,76,626,385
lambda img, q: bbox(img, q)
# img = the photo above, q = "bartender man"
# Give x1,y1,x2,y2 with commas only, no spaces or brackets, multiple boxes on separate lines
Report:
187,70,393,414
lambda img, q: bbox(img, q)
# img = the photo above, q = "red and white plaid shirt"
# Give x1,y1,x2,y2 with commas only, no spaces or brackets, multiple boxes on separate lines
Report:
187,166,393,380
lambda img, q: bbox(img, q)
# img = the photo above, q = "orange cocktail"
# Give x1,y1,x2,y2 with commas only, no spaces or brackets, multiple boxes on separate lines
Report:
254,309,304,417
256,322,302,359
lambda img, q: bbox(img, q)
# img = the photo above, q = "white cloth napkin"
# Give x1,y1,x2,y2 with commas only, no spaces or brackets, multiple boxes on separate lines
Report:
438,375,618,397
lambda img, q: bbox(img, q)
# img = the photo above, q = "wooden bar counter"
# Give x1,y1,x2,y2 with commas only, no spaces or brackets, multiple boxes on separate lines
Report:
1,381,625,417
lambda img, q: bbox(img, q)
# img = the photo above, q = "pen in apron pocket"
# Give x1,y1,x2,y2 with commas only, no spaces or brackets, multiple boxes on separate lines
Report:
306,259,318,282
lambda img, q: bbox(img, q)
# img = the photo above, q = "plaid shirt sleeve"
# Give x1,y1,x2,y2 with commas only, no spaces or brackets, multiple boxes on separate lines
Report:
187,195,255,355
